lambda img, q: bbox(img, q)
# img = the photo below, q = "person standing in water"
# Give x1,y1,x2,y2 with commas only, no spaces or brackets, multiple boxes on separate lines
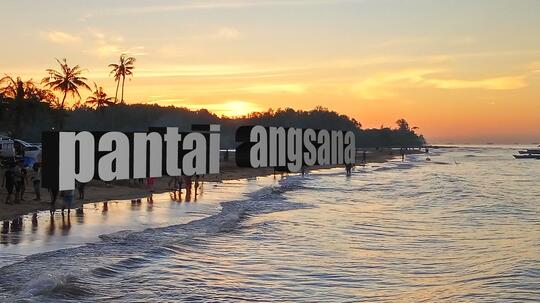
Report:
49,187,58,215
30,163,41,201
345,163,353,176
61,189,74,216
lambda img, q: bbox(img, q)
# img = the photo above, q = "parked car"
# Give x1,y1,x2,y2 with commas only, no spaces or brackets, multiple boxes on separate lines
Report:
13,139,42,166
0,136,16,158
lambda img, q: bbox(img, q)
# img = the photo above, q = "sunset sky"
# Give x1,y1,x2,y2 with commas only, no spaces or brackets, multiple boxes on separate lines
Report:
1,0,539,143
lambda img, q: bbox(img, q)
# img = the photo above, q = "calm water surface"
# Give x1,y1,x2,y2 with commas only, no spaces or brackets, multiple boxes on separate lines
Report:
0,146,539,302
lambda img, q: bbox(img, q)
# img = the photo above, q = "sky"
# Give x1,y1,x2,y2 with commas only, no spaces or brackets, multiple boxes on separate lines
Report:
1,0,539,143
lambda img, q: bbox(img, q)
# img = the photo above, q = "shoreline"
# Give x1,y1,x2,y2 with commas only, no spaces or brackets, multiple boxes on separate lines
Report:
0,149,425,221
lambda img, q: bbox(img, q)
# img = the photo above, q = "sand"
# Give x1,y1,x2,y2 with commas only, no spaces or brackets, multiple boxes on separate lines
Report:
0,149,424,221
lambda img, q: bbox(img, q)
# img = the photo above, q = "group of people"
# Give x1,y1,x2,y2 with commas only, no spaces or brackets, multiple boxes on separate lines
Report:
2,160,85,217
2,162,41,205
168,175,202,196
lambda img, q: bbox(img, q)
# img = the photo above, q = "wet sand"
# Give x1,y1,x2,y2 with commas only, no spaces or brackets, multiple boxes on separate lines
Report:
0,176,278,267
0,149,423,221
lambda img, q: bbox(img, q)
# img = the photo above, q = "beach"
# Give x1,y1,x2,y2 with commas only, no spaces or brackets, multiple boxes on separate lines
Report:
0,146,538,302
0,149,416,221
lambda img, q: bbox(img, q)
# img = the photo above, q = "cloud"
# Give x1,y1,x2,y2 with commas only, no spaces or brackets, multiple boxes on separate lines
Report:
79,13,94,22
241,84,305,94
85,29,145,57
216,27,241,40
45,31,81,44
528,60,540,73
353,69,527,100
425,76,526,90
95,44,122,57
135,64,286,78
100,0,356,15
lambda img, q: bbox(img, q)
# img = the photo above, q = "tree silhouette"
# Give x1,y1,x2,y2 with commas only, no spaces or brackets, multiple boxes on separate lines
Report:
0,76,38,137
109,54,135,103
41,59,91,129
86,83,116,112
396,118,410,131
0,75,58,137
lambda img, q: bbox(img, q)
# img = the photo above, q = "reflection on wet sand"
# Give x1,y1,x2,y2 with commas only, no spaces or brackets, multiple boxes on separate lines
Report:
47,216,55,237
75,207,85,225
60,215,71,235
0,217,24,245
0,188,212,249
31,213,38,233
0,178,267,268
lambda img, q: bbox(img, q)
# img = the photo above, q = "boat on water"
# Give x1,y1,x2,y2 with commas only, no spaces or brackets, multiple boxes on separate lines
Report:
518,149,540,154
514,154,540,159
514,146,540,159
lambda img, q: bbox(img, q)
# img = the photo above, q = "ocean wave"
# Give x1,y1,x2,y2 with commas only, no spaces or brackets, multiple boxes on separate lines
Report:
0,175,310,302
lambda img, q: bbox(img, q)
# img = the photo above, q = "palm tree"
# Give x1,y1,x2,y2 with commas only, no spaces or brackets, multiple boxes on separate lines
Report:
42,58,91,109
42,58,91,129
86,83,116,111
0,75,35,100
109,54,135,103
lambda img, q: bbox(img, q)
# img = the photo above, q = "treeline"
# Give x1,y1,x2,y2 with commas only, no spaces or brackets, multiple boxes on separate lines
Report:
1,56,425,148
0,96,425,148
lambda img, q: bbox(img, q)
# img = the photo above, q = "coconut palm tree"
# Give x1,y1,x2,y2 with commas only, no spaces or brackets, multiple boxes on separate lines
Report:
109,54,135,103
41,58,91,129
86,83,116,111
0,75,35,99
42,58,91,109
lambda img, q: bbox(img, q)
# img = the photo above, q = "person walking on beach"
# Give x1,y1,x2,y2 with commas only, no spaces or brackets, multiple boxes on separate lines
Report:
194,175,200,195
400,148,405,161
76,181,86,200
147,177,156,192
345,163,353,176
19,164,28,201
362,151,367,163
2,164,16,205
49,187,58,215
12,163,24,203
61,189,74,215
30,163,41,201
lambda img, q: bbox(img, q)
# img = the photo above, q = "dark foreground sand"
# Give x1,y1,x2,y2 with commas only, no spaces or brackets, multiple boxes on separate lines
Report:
0,149,424,221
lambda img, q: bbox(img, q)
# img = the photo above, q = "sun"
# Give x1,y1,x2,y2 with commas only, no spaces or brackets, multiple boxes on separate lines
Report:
215,101,261,117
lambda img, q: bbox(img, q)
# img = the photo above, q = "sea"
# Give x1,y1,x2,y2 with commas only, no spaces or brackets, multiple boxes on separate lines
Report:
0,146,539,302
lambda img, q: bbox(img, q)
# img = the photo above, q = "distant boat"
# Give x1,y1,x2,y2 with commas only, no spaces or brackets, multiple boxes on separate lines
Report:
514,154,540,159
514,147,540,159
518,149,540,154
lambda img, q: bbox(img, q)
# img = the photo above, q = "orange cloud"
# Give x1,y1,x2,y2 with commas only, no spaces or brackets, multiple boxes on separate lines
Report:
353,68,527,100
45,31,81,44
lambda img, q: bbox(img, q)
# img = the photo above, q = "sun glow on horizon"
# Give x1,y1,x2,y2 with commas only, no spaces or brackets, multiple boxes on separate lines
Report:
175,100,263,118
